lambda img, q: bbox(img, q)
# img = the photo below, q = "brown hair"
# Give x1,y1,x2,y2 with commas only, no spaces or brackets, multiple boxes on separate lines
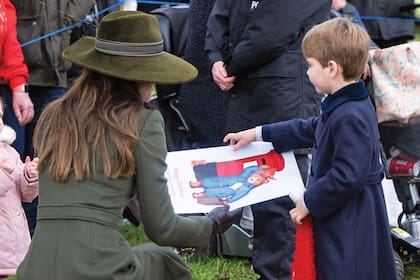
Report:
302,17,370,81
33,69,144,182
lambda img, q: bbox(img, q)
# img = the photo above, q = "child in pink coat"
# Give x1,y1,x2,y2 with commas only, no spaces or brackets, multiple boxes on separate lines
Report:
0,98,38,279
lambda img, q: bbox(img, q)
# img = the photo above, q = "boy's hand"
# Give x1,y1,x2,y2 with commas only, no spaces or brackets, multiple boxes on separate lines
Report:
223,128,256,151
25,156,39,178
289,198,309,225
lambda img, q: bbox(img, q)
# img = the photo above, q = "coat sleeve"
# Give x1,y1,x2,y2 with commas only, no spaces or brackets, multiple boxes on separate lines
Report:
225,0,329,76
5,146,38,202
18,165,39,203
134,109,213,247
265,118,318,153
0,1,29,89
304,112,373,220
205,0,230,67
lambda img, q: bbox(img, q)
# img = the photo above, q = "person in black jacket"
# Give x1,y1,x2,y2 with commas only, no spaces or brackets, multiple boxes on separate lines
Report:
205,0,330,279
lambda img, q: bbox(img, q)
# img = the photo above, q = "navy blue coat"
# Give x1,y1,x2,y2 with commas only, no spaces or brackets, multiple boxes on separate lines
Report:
262,81,397,280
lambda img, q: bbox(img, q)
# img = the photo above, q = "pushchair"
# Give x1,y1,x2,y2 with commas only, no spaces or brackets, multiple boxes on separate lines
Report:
379,123,420,278
368,40,420,279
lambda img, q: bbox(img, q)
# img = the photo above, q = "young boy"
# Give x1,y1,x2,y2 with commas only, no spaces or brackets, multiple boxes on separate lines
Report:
223,18,397,280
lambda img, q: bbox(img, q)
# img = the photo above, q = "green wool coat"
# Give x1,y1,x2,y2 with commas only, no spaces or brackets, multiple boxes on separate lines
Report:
16,108,213,280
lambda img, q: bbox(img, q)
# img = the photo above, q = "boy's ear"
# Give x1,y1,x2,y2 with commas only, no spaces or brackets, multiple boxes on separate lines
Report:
327,60,341,77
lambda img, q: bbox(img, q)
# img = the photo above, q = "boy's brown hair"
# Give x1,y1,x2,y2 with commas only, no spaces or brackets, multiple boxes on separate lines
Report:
302,17,370,81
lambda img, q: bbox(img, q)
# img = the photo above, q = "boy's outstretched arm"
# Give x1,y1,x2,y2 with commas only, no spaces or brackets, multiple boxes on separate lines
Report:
223,128,256,151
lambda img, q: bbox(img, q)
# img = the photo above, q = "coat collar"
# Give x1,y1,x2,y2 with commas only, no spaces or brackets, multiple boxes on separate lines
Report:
321,80,369,113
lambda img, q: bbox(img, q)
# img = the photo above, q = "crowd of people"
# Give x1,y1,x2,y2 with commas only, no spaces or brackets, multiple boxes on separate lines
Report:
0,0,418,279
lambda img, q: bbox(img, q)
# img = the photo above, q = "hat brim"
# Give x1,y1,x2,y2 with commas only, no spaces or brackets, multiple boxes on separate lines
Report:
63,37,198,84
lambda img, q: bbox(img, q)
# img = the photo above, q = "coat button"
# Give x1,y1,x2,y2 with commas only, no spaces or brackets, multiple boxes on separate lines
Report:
16,211,20,216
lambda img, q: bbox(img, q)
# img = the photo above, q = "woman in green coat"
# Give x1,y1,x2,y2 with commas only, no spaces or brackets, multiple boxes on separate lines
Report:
16,11,236,280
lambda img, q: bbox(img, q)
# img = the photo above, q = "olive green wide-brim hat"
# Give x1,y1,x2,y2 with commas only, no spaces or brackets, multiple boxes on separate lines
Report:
62,10,197,84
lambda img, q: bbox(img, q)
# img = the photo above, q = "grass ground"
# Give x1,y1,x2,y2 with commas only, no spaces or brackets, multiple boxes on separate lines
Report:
6,222,419,280
120,224,419,280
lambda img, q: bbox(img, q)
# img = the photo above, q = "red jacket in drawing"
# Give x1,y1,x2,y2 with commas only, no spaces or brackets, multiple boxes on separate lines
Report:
192,149,284,180
217,149,284,176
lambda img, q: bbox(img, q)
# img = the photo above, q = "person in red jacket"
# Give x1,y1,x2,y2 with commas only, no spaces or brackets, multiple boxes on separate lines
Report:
0,0,34,156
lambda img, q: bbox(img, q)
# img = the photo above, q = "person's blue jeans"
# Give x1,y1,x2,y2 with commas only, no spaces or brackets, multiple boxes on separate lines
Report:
24,86,66,157
22,86,66,236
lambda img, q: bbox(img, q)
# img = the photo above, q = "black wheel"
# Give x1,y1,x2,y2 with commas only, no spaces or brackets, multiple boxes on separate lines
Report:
394,249,405,280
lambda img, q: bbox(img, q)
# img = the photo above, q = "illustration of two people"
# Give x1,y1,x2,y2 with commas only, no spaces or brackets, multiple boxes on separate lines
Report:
189,164,276,205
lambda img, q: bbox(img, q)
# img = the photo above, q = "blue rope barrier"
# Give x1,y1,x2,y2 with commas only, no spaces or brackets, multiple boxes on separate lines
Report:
137,0,188,6
20,0,125,47
360,15,420,23
19,0,419,48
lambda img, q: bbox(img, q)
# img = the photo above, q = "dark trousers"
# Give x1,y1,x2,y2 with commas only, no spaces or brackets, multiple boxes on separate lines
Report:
251,196,296,280
251,154,310,280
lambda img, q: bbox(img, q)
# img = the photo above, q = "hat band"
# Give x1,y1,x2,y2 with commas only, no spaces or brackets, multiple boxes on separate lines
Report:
95,38,164,57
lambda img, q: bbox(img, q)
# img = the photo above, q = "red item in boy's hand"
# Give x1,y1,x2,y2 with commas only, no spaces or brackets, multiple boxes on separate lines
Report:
291,216,317,280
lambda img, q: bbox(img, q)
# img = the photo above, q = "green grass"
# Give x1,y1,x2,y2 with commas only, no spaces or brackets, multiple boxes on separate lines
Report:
121,223,258,280
6,224,419,280
119,224,420,280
